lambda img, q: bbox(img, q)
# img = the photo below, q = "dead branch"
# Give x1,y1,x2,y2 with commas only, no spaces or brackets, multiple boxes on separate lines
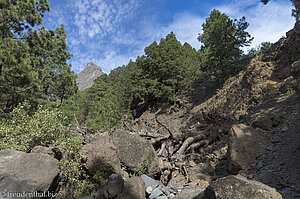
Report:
176,134,205,155
157,141,166,156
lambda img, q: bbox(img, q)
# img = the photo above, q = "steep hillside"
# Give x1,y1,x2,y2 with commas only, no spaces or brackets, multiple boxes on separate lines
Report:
191,29,300,122
125,29,300,198
189,28,300,199
76,62,103,90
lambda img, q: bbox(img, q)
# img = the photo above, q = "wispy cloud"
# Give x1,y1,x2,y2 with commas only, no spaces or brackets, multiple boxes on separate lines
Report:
216,0,295,50
43,0,295,74
73,0,140,39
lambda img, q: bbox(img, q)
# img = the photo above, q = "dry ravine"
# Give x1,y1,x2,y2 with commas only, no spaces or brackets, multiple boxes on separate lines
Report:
0,28,299,199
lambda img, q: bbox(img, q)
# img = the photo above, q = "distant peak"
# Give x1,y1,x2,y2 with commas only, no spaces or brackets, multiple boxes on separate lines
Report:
84,62,102,72
76,62,104,90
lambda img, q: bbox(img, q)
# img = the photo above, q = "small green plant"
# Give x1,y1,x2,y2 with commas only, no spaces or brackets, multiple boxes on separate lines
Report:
138,157,149,176
92,166,115,183
257,109,266,119
285,90,291,96
93,170,107,182
128,157,149,177
292,60,300,68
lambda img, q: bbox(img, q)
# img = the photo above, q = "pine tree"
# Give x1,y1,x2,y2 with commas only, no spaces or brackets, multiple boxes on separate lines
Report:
198,9,253,83
0,0,77,116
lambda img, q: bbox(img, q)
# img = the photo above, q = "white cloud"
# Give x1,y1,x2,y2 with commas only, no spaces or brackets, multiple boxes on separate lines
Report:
216,0,295,50
73,0,141,39
161,13,204,50
45,0,295,74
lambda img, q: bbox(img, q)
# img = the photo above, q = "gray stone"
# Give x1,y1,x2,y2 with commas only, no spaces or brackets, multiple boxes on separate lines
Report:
188,162,215,182
112,129,159,177
179,186,205,199
80,135,121,176
0,150,59,198
256,161,263,170
146,186,154,194
79,197,94,199
149,187,164,199
156,196,168,199
31,145,55,156
200,175,283,199
160,186,170,196
141,174,158,188
252,116,273,130
282,126,288,132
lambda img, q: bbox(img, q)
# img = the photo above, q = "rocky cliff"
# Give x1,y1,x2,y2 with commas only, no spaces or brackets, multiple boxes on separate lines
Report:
76,62,103,90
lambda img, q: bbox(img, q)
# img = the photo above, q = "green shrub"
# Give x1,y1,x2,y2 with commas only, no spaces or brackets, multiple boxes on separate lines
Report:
0,102,86,198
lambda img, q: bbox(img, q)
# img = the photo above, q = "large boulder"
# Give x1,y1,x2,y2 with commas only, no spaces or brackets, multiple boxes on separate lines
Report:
111,129,159,177
80,133,121,176
228,124,268,174
0,150,59,198
200,175,282,199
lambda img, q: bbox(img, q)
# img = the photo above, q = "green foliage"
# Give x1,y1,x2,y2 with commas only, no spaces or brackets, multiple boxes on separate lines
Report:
136,32,200,103
248,41,272,57
0,101,70,150
292,60,300,68
257,109,267,119
198,9,253,84
61,32,202,130
60,74,123,131
0,102,85,198
0,0,77,117
92,166,115,183
128,157,149,177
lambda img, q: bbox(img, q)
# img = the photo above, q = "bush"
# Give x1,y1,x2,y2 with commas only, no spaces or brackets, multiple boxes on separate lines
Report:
0,102,87,198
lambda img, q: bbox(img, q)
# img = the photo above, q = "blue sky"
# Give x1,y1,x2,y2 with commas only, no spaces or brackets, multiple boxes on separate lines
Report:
42,0,294,74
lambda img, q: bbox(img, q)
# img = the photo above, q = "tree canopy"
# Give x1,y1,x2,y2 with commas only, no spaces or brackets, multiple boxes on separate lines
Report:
0,0,77,117
198,9,253,83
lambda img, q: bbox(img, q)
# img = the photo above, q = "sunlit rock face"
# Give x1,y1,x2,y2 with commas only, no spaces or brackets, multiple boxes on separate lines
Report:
76,61,103,90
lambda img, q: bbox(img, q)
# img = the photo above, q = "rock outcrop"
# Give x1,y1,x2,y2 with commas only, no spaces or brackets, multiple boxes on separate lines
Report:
76,62,103,90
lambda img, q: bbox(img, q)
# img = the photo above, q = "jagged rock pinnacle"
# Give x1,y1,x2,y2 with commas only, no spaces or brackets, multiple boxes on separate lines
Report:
76,62,103,90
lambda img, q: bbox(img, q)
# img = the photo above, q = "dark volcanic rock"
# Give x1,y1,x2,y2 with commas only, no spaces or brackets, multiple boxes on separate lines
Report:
80,133,121,175
76,61,103,90
111,129,159,177
0,150,59,198
200,175,282,199
118,177,145,199
228,124,268,174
